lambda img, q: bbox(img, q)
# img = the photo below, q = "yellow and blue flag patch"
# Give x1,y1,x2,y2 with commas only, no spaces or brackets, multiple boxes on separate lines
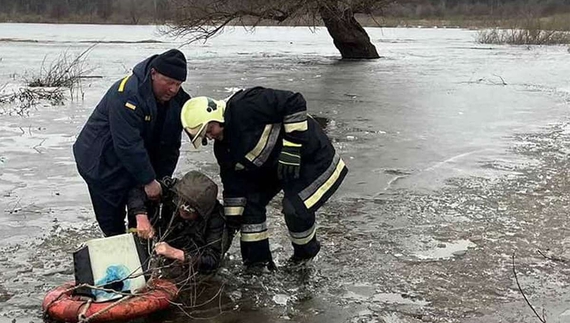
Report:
125,101,137,111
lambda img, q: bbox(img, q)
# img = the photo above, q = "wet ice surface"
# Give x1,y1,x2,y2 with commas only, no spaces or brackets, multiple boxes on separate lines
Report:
1,23,570,322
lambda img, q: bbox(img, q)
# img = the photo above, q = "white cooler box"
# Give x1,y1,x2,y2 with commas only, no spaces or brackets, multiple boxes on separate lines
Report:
73,233,150,302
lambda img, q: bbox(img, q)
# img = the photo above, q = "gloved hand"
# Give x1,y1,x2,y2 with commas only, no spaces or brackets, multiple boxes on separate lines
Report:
277,140,301,181
158,176,177,201
159,176,177,190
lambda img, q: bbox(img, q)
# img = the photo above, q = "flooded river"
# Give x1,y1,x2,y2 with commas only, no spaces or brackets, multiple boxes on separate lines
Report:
1,23,570,322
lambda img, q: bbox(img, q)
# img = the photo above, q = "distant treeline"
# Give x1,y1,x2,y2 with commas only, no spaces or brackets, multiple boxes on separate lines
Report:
0,0,173,24
0,0,568,24
385,0,570,18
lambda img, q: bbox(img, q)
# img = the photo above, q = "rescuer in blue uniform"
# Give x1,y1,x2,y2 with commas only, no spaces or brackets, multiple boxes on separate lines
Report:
180,88,348,270
73,49,191,237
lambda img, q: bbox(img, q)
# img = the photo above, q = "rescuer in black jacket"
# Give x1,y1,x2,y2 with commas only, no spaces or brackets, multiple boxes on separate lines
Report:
180,87,348,270
73,49,191,237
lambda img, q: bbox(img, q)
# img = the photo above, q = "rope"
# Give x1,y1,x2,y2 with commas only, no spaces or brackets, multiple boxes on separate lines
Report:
77,299,92,322
78,294,133,323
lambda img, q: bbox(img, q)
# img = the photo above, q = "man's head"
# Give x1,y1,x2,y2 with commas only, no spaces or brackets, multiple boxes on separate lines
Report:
173,171,218,220
180,96,226,148
150,49,187,103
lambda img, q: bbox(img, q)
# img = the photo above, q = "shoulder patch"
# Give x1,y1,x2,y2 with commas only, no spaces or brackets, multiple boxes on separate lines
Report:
118,74,131,92
125,101,137,110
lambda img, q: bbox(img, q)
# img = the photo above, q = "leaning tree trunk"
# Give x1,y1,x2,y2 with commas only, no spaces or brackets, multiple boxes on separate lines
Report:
319,6,379,59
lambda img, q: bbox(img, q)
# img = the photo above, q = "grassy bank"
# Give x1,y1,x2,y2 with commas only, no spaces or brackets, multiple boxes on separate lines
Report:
358,13,570,45
3,11,570,45
356,13,570,31
2,12,570,31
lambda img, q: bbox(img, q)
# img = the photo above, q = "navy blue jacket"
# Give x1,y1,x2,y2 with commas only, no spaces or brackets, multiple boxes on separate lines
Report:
73,55,190,205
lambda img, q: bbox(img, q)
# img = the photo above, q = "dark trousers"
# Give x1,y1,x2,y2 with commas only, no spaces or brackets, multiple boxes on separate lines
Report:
239,185,279,266
87,185,133,237
239,175,320,265
282,195,320,259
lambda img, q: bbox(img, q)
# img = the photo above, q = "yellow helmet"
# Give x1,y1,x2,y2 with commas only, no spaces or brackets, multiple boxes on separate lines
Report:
181,96,226,149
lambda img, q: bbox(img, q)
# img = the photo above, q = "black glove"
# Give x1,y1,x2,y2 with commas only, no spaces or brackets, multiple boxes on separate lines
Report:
277,140,301,181
158,176,177,199
159,176,177,189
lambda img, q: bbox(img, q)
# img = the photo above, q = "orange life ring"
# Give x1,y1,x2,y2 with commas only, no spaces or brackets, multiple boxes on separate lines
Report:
42,279,178,322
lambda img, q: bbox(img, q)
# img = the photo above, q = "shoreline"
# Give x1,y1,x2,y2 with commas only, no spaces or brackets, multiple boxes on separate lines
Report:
1,13,569,31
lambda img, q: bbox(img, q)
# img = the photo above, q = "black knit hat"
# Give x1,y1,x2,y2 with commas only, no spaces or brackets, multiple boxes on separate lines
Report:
151,49,187,82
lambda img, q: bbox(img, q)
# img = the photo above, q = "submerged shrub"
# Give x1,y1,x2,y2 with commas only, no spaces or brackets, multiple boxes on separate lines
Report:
478,27,570,45
24,44,96,102
0,87,64,116
25,45,95,89
477,16,570,45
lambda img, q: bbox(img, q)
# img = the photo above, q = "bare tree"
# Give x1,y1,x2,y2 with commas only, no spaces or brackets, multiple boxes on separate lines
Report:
162,0,394,59
96,0,113,20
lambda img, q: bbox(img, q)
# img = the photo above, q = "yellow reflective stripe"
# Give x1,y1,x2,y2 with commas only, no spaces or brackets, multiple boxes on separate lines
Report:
284,121,308,133
127,228,137,234
283,139,302,148
289,227,316,245
125,102,136,110
224,206,244,216
304,159,346,209
279,160,299,166
118,75,131,92
241,231,269,242
281,151,299,158
246,124,272,162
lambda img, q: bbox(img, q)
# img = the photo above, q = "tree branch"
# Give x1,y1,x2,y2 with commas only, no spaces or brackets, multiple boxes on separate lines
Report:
512,253,546,323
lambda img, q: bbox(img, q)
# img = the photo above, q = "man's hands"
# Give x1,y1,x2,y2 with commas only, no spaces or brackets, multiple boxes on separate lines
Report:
278,140,302,181
135,179,162,239
135,213,155,239
144,179,162,201
154,242,185,262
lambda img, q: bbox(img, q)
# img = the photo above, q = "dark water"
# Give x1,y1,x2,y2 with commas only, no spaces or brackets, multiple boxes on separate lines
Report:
1,24,570,323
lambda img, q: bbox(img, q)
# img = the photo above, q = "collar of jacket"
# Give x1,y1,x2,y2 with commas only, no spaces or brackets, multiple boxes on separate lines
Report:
129,55,159,124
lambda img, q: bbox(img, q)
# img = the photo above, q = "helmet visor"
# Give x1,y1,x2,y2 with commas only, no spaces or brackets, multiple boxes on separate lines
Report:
184,123,207,149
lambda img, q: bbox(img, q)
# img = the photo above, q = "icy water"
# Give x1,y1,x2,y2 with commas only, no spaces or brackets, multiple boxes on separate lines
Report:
1,23,570,323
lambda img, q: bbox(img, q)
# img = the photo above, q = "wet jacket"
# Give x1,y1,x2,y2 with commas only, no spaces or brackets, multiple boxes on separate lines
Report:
73,55,190,205
214,87,347,216
127,171,232,274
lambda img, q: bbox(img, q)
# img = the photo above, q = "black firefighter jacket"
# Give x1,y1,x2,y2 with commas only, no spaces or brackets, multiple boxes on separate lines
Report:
73,55,190,206
214,87,347,215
